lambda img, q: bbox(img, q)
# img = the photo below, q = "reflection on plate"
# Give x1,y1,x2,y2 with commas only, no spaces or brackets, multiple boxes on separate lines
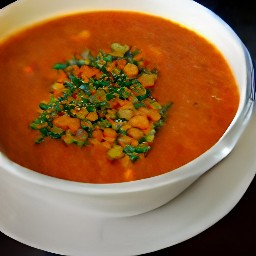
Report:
1,106,255,256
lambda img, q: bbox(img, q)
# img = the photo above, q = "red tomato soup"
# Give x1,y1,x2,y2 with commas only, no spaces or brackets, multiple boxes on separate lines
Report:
0,11,239,183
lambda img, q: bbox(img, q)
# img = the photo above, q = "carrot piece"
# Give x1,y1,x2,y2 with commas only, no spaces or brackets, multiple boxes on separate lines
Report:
121,123,132,131
123,63,139,78
86,112,98,121
127,127,144,140
103,128,117,138
116,59,127,70
124,168,135,181
80,65,99,78
117,99,130,107
53,116,80,134
117,109,133,120
103,128,117,143
92,129,103,142
117,135,132,147
138,107,161,122
128,115,150,130
72,65,80,77
142,123,154,136
147,109,161,122
119,102,134,110
56,70,68,83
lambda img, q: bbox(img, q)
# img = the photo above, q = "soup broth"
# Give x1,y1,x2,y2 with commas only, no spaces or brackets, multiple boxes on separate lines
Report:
0,11,239,183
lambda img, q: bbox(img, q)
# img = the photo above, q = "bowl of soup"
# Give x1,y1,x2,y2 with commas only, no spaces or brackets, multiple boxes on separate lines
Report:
0,0,255,225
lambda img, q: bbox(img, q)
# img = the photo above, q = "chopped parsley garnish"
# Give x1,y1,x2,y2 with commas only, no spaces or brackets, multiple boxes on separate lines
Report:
30,43,172,162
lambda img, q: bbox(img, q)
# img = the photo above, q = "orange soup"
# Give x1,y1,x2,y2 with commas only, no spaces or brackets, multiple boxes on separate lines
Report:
0,11,239,183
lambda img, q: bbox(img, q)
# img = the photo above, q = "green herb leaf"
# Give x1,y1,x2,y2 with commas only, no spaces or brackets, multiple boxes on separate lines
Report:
53,63,67,70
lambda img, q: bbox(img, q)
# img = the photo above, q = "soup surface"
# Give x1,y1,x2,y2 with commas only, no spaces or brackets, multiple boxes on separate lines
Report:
0,11,239,183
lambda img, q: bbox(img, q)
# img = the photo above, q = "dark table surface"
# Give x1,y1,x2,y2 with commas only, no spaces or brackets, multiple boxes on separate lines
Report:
1,1,255,255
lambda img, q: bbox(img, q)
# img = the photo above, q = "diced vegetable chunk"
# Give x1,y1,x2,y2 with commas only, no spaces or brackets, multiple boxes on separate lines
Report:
110,43,130,57
107,145,124,160
138,73,157,88
53,116,80,134
127,128,144,140
123,63,139,78
117,109,134,120
128,115,150,130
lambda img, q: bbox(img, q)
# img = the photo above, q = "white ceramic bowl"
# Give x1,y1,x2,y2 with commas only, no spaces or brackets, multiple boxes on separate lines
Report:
0,0,255,226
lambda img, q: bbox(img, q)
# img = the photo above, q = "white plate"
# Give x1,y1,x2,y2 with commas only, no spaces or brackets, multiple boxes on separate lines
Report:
1,106,255,256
